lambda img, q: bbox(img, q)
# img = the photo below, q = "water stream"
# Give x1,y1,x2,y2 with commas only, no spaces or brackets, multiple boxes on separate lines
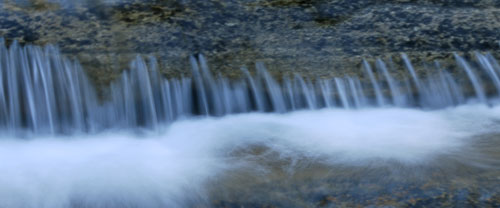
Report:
0,40,500,207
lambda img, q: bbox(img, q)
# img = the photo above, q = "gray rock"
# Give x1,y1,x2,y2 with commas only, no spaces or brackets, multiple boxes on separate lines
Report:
1,0,499,86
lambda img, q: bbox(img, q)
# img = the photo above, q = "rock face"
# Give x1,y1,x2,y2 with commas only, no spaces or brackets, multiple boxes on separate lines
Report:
1,0,500,85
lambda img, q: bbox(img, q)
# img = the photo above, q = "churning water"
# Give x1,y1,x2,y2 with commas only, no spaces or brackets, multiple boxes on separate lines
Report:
0,40,500,207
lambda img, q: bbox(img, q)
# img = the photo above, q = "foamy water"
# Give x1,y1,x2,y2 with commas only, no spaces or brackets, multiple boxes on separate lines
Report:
0,104,499,207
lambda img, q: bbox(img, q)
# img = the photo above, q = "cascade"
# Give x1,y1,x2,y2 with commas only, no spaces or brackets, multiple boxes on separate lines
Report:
1,40,499,134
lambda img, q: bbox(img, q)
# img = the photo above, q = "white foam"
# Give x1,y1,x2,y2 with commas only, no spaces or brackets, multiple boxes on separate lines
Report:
0,104,499,207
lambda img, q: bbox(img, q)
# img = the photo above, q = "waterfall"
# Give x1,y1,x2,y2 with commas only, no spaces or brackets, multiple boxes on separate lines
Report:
0,39,99,134
376,58,407,106
455,53,488,104
334,77,351,109
402,53,423,93
476,52,500,96
363,59,386,106
1,39,500,134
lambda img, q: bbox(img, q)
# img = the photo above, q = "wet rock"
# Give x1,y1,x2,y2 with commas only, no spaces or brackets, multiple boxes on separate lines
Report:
1,0,499,86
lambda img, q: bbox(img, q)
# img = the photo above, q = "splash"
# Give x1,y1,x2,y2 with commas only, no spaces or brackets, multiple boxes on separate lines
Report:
0,104,499,207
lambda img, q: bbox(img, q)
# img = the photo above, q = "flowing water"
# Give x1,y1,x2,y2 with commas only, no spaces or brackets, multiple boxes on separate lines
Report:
0,40,500,207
